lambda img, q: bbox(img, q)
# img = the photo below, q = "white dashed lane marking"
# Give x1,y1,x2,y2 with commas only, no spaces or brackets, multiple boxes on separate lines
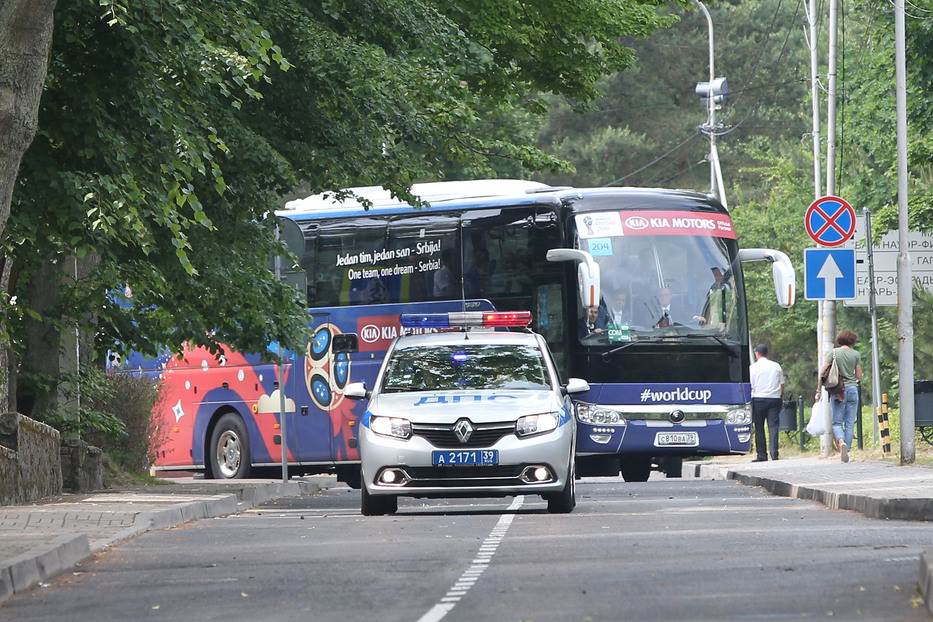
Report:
416,496,524,622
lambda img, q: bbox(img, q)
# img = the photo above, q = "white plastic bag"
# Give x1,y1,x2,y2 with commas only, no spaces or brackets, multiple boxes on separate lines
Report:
806,399,827,436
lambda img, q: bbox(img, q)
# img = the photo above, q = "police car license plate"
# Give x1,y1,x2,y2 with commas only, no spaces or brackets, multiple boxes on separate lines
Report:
654,432,699,447
432,450,499,466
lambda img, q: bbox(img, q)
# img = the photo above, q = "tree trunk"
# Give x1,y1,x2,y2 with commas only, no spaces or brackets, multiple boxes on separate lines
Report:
0,256,12,413
0,0,57,239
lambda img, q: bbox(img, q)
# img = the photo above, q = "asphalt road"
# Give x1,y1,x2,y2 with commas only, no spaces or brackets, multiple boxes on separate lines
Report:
4,477,932,621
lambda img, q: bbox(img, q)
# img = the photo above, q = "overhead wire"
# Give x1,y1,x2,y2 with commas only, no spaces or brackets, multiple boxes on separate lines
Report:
604,133,700,186
712,0,805,138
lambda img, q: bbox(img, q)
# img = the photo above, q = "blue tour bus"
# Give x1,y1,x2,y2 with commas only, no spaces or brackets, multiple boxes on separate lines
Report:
144,180,794,483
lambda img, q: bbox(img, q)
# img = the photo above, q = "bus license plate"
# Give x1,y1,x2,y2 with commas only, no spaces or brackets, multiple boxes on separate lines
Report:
432,450,499,466
655,432,699,447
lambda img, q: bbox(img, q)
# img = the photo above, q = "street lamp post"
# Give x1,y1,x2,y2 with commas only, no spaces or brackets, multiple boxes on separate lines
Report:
693,1,728,209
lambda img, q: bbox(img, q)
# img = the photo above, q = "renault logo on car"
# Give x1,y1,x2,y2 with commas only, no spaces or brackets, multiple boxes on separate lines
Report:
453,419,474,443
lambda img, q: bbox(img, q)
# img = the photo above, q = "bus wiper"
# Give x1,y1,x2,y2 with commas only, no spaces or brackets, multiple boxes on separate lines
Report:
600,340,653,361
667,333,742,358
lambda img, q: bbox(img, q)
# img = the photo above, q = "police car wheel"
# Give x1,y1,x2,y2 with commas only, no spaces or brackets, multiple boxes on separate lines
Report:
360,482,398,516
546,458,576,514
620,456,651,482
208,413,252,479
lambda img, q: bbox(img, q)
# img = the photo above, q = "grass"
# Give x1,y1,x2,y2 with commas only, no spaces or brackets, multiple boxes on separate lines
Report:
764,404,933,467
102,453,173,488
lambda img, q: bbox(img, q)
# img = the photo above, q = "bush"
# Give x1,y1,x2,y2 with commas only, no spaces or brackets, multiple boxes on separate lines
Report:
86,373,164,473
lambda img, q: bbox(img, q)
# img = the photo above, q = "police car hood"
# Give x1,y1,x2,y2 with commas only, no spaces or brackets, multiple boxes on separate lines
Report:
371,389,562,424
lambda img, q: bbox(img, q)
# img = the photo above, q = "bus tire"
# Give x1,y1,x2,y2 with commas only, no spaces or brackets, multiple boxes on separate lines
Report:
547,457,576,514
361,482,397,516
208,413,252,479
620,456,651,482
662,456,683,478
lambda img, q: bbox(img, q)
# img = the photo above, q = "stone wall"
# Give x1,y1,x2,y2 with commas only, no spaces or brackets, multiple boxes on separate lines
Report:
60,439,102,493
0,413,63,505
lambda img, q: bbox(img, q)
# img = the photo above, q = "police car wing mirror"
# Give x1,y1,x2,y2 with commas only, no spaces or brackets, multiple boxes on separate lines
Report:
332,333,359,353
344,382,369,400
563,377,590,395
737,248,796,309
546,249,601,308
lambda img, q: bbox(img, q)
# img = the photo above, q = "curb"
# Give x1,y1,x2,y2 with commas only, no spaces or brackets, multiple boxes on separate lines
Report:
921,551,933,615
0,478,330,605
0,534,89,605
681,461,933,521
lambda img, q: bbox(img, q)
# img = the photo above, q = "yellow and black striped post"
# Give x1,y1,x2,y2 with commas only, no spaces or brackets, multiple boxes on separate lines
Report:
879,393,892,455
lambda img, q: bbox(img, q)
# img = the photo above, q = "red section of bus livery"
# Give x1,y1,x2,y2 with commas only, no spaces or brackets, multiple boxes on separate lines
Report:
619,210,736,239
156,345,296,468
356,314,402,352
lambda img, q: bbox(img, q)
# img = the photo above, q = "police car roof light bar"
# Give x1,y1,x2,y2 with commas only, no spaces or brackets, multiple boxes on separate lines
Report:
399,311,532,329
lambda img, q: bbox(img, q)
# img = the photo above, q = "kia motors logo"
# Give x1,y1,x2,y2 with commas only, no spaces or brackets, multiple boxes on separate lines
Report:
360,324,380,344
625,216,650,230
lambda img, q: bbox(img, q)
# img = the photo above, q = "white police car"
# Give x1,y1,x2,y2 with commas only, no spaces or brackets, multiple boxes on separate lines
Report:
344,311,589,516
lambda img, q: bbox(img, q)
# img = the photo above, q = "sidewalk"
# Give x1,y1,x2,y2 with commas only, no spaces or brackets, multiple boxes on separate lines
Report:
682,457,933,615
0,476,336,604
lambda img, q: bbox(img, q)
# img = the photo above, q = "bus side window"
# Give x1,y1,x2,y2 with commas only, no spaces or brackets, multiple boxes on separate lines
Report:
386,213,461,303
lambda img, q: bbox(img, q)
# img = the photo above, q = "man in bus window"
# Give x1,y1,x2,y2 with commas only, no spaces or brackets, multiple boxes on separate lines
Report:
579,304,608,339
650,286,687,328
696,267,732,328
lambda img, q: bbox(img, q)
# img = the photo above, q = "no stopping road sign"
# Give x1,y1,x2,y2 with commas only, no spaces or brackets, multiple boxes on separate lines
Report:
805,196,855,247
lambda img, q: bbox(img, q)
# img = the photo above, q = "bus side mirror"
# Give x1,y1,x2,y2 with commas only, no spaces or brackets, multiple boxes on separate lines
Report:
333,333,359,353
738,248,796,308
546,249,601,308
344,382,369,399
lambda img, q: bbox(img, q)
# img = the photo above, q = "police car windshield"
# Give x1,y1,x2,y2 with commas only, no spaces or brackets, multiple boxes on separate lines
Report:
381,344,550,392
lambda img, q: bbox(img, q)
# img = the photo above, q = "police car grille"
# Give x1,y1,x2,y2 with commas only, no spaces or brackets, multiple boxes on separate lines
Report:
404,465,525,487
411,422,514,448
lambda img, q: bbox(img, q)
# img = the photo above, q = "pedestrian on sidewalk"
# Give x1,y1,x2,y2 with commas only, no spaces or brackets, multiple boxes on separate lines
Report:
750,343,784,462
821,330,863,463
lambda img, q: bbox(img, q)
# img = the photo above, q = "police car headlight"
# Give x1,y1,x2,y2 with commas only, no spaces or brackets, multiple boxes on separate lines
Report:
576,402,625,425
515,413,560,437
370,416,412,440
726,407,752,425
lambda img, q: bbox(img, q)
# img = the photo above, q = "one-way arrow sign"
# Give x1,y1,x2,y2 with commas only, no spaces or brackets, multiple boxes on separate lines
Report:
804,248,856,300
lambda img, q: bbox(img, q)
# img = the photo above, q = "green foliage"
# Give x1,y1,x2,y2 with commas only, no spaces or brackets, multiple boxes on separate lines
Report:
36,367,128,439
87,374,165,472
6,0,673,369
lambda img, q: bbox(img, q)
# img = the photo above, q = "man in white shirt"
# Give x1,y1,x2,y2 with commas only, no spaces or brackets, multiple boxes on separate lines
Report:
749,343,785,461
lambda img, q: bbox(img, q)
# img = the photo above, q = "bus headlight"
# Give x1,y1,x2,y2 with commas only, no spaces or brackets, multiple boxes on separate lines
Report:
516,413,559,437
370,416,412,439
726,407,752,425
576,402,625,425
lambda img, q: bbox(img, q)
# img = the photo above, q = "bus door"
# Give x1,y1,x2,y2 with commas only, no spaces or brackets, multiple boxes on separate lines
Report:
295,311,337,465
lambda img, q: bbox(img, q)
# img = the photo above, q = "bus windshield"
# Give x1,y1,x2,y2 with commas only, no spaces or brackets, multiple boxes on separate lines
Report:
574,210,746,346
381,344,551,392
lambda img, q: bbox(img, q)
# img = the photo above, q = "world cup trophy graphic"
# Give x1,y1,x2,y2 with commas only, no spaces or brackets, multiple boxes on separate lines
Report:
304,323,358,460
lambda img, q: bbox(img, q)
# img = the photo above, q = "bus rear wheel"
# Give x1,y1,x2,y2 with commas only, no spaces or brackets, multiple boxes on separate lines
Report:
209,413,252,479
620,456,651,482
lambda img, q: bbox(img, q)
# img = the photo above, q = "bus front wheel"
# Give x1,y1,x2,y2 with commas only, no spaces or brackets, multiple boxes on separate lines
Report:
620,456,651,482
209,413,252,479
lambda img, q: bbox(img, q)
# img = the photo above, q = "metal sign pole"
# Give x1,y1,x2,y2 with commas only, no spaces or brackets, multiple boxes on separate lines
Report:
820,0,839,457
894,0,915,464
864,209,882,444
275,223,288,483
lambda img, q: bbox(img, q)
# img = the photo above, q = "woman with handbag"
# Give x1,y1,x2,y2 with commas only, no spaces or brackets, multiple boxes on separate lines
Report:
816,330,863,462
